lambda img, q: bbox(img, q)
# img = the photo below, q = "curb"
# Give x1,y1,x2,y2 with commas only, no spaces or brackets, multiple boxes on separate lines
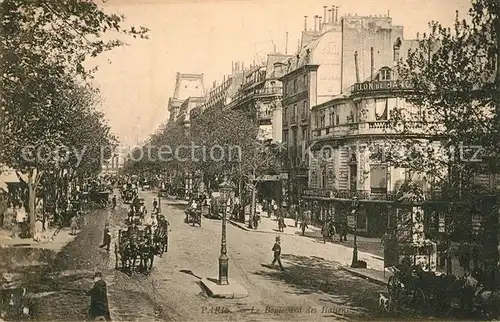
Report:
228,219,251,231
228,219,304,236
339,266,388,287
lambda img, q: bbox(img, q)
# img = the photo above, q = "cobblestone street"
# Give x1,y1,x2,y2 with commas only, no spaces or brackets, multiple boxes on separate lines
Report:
0,191,448,321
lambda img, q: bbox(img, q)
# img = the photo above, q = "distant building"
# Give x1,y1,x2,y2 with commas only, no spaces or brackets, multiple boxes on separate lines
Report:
167,73,205,124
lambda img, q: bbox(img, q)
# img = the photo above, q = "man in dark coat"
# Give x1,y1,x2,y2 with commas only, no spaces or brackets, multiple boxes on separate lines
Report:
87,272,110,320
99,222,111,251
271,236,284,271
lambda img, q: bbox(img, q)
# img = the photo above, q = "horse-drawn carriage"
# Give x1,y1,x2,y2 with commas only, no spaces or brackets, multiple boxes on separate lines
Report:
115,214,170,272
387,262,463,314
115,226,155,272
185,208,201,227
82,190,109,208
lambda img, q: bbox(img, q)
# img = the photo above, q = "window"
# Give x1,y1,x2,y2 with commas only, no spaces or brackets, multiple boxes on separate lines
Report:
370,164,388,193
375,98,388,120
302,101,307,119
329,111,335,126
349,164,357,191
293,79,298,93
283,82,287,96
320,114,326,128
293,104,298,118
380,69,392,81
283,106,288,120
303,74,308,88
301,127,307,142
292,129,298,145
335,114,339,125
283,130,288,144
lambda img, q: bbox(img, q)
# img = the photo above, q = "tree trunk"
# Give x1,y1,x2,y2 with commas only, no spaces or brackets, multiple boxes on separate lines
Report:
27,170,36,238
248,186,256,229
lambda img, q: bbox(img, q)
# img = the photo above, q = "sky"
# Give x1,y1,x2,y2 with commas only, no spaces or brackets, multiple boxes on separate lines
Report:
89,0,473,146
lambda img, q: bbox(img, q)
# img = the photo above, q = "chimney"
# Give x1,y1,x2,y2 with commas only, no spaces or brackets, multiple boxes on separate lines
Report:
354,51,360,83
328,9,332,23
285,32,289,54
242,62,244,70
335,6,339,22
318,16,322,30
314,15,318,31
387,10,390,17
370,47,374,80
231,61,234,72
393,37,402,65
331,5,335,23
323,6,327,23
304,16,308,31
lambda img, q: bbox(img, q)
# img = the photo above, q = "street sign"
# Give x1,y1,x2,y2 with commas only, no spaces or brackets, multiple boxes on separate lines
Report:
250,175,281,182
347,215,356,229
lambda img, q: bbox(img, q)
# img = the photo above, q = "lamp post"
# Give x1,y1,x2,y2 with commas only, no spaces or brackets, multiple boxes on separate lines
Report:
350,196,359,268
218,178,234,285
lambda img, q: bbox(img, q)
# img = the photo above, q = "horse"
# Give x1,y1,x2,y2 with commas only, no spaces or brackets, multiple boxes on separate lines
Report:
138,229,154,271
462,273,500,318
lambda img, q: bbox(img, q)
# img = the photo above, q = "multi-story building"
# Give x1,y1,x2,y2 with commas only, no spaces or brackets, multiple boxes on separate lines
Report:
224,54,292,202
167,73,205,124
306,62,418,236
176,97,205,129
281,7,414,207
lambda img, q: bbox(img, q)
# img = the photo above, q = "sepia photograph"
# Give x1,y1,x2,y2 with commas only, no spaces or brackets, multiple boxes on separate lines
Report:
0,0,499,320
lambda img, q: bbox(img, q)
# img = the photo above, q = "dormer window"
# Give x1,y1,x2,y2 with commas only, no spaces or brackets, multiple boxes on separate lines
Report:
380,68,392,81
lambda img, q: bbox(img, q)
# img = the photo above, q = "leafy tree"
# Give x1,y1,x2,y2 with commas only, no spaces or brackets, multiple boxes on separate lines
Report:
383,0,499,278
0,0,148,236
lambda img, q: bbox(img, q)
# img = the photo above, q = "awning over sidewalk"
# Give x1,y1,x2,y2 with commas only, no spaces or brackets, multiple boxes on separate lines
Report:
0,166,20,192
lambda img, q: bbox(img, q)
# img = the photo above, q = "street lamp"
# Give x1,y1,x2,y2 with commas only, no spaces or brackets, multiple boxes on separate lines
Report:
218,178,234,285
350,196,359,268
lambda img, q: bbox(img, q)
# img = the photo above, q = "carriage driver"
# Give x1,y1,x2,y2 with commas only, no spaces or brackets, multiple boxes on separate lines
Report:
153,198,158,212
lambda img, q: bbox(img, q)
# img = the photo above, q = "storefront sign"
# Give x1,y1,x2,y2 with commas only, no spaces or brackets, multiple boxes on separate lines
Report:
353,80,412,93
347,215,356,229
251,175,281,181
302,189,333,199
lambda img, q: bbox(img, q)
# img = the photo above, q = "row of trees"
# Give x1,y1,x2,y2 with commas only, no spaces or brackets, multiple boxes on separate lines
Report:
124,106,281,224
0,0,148,236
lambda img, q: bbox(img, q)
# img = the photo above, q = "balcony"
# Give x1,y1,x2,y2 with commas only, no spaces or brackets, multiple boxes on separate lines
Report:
236,86,283,103
352,80,413,95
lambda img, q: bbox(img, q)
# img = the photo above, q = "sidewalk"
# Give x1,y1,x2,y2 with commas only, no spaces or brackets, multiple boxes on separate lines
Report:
229,216,384,259
0,227,76,251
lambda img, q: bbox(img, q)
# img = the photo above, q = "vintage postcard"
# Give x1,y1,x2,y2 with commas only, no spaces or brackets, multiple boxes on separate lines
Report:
1,0,499,320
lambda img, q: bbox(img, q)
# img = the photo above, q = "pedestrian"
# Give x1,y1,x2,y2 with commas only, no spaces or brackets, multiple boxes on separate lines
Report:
86,272,111,321
70,215,78,235
270,236,284,271
99,222,111,251
321,220,330,244
111,195,116,210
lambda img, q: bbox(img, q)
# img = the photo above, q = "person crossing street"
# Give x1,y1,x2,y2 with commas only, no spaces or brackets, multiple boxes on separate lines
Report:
270,236,284,271
99,222,111,251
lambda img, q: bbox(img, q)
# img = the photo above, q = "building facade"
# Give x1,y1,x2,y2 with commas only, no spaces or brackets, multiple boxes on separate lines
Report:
307,64,418,236
167,73,205,124
281,6,416,210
